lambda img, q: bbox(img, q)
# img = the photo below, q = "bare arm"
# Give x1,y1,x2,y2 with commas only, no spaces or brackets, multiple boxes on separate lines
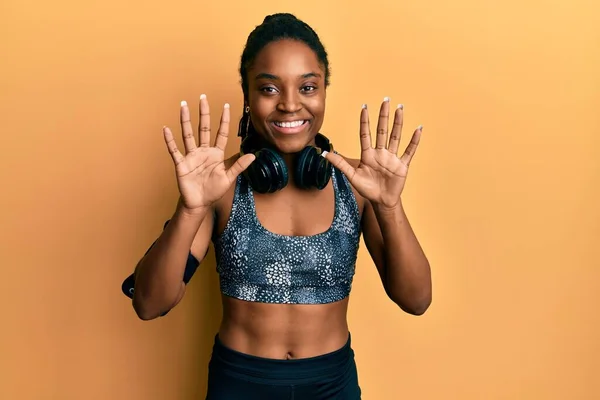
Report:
333,115,431,316
131,96,254,320
132,199,214,320
362,198,432,315
323,101,432,315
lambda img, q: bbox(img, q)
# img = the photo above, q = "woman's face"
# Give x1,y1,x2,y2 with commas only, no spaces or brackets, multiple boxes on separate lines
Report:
246,39,327,154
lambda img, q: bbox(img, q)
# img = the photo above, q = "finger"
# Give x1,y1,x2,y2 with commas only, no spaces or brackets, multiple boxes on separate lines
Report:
388,104,404,155
226,153,256,183
359,105,371,152
375,97,390,149
163,126,185,166
399,125,423,166
198,94,211,147
179,101,196,154
214,103,230,151
322,151,357,182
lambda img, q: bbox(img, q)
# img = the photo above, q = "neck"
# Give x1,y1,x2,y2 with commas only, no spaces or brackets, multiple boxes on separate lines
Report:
281,153,296,175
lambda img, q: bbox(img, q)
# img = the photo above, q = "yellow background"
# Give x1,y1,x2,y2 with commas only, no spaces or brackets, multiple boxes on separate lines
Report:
1,0,599,399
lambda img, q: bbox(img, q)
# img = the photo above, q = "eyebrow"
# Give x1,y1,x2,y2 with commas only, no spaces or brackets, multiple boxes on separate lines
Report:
254,72,321,80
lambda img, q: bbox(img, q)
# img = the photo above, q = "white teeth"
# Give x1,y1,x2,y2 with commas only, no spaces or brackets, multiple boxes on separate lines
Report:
274,120,305,128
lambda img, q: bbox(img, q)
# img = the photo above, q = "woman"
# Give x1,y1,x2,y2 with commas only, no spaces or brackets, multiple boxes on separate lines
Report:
127,13,432,400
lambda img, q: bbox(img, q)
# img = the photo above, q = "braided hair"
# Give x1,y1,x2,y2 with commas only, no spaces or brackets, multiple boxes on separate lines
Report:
237,13,331,138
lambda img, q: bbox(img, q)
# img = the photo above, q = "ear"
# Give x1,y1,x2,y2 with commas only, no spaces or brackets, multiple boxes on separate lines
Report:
237,111,247,137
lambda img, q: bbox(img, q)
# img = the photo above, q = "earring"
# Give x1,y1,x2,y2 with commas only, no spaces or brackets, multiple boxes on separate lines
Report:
245,106,250,137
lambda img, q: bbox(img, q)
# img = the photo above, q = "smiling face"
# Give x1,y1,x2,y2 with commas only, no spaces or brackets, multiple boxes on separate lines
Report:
246,39,327,154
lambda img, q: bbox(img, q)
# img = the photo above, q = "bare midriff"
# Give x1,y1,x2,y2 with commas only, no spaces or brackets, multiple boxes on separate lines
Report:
217,295,350,360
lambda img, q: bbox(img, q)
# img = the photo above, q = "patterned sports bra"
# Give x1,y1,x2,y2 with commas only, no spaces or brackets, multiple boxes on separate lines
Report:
212,166,362,304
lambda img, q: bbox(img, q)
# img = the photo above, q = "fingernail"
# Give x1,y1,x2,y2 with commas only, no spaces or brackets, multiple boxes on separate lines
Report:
397,104,404,109
383,96,390,102
418,125,423,130
180,100,187,107
200,94,206,100
361,104,367,109
321,150,329,158
224,103,230,109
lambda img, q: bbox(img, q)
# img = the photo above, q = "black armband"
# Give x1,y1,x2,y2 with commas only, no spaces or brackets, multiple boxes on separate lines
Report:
121,220,201,303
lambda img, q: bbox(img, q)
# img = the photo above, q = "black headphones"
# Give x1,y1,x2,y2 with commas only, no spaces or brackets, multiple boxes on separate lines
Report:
239,132,334,194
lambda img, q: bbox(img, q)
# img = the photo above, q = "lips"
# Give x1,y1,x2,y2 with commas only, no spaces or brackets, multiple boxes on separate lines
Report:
270,120,309,135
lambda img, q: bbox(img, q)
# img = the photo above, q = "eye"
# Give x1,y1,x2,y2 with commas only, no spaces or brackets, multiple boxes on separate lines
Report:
260,86,279,94
301,85,317,93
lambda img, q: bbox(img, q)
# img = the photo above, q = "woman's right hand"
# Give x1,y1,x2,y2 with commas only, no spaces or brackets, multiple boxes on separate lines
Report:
163,94,255,214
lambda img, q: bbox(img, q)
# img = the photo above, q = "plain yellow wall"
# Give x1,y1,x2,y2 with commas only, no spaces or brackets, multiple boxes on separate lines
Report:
1,0,599,399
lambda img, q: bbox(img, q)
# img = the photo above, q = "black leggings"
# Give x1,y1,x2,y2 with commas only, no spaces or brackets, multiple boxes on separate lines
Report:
205,334,362,400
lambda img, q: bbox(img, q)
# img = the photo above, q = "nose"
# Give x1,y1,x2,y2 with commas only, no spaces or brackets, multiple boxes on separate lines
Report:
276,91,302,113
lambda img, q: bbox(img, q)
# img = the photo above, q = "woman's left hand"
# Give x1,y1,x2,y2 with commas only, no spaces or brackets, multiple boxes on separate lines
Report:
323,98,422,210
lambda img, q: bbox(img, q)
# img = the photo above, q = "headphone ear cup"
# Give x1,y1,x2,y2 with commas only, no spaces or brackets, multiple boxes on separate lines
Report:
262,148,289,192
313,154,332,190
294,147,332,190
244,148,288,193
294,147,313,189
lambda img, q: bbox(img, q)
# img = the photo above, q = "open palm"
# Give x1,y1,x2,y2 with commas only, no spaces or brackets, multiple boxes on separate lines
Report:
163,95,255,211
324,99,422,209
